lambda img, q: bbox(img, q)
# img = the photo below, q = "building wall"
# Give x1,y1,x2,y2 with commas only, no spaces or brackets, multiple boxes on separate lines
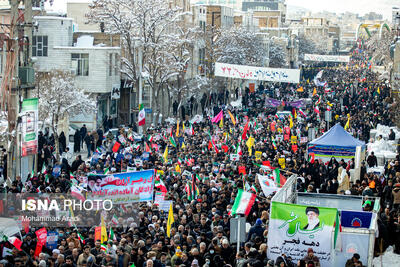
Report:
205,5,234,28
254,10,281,28
67,1,99,32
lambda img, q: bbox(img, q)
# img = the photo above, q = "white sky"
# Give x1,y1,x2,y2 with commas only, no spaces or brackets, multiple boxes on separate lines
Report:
48,0,397,20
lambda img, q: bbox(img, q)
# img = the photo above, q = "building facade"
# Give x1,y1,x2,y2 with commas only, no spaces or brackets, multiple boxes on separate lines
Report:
32,16,121,129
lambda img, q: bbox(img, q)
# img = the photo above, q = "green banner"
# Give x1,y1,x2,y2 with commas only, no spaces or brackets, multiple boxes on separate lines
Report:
267,202,338,267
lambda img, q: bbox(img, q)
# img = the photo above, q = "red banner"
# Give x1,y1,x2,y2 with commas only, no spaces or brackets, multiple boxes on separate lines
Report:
35,227,47,246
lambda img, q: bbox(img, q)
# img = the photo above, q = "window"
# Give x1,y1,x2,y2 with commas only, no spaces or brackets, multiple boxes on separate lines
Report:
114,53,119,76
32,36,48,57
71,53,89,76
109,53,113,76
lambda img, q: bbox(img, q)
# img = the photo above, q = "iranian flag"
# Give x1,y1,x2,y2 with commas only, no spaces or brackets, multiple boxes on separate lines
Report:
235,143,242,156
138,104,145,126
231,189,256,216
8,236,22,251
71,185,85,201
155,178,167,193
272,168,286,187
75,228,85,244
111,215,118,225
169,136,177,147
109,227,117,241
207,131,219,153
148,135,153,142
101,244,107,252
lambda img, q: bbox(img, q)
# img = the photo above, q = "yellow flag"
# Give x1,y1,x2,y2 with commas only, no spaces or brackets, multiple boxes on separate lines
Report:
101,215,108,243
377,87,380,94
327,101,333,107
175,164,181,173
176,120,180,137
167,203,174,238
294,109,297,119
289,117,293,129
246,136,255,153
307,79,309,84
181,142,186,149
219,117,223,128
228,110,236,125
163,146,168,163
344,118,350,130
313,88,317,97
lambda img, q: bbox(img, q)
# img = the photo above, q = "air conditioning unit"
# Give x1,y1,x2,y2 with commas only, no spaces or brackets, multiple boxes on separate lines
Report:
18,67,35,85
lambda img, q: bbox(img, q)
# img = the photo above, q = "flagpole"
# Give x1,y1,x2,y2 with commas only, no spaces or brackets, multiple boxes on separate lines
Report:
237,215,241,254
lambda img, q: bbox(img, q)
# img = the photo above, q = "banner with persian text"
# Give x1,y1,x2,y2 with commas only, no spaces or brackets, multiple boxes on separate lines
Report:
87,170,155,204
304,54,350,63
267,202,338,267
214,62,300,83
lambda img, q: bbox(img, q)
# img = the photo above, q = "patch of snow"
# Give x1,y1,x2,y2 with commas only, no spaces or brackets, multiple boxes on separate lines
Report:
230,98,242,108
76,35,94,47
373,246,400,267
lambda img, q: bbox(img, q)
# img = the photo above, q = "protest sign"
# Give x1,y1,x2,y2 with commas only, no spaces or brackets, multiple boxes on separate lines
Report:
87,170,155,204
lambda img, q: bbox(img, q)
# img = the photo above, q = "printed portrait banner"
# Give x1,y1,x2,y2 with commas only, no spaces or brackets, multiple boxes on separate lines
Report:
87,170,155,204
267,202,338,267
215,62,300,83
304,54,350,63
21,98,38,157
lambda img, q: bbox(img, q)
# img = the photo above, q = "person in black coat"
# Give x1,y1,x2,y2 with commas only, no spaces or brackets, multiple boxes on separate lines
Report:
59,131,66,154
247,219,264,242
80,124,88,149
71,155,83,173
74,130,81,153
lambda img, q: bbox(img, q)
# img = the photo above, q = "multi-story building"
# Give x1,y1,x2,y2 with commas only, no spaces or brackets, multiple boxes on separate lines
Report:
190,0,242,11
67,0,99,32
392,7,400,25
242,0,286,23
32,16,121,129
205,4,234,28
300,17,340,53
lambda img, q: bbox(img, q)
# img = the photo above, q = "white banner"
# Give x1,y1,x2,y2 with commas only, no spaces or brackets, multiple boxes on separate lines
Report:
214,62,300,83
257,174,279,196
304,54,350,63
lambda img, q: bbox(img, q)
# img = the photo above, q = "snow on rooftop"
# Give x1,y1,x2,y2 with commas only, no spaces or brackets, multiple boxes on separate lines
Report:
76,35,94,47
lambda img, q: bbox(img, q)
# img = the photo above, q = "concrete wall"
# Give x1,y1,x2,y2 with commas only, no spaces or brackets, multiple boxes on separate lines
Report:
67,1,99,32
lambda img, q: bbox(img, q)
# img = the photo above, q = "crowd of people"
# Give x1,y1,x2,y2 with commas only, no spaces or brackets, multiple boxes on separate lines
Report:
0,47,400,267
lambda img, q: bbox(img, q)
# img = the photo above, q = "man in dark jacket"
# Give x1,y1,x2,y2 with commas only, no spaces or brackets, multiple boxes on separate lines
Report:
246,219,264,242
84,132,94,157
80,124,88,149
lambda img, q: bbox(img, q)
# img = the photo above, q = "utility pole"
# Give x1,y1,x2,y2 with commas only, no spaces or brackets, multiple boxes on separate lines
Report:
6,0,20,180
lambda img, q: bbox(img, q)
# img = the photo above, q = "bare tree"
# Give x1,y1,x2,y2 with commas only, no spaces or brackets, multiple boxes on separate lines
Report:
36,70,96,159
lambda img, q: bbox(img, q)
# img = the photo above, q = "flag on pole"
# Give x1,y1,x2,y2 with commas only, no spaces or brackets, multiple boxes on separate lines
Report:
219,117,223,128
162,146,168,162
71,185,85,201
176,120,180,137
344,118,350,130
312,87,317,96
109,227,117,241
228,110,236,125
138,104,145,126
211,109,223,123
298,109,306,118
8,236,22,251
101,216,108,243
112,142,121,153
242,120,249,140
111,215,118,225
272,168,286,187
231,189,256,216
155,177,167,193
169,136,177,147
167,203,174,238
207,131,219,153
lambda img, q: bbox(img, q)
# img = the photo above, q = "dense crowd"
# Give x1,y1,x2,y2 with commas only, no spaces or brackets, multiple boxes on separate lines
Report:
0,49,400,267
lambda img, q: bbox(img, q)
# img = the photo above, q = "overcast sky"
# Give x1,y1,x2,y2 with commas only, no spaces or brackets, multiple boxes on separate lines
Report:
48,0,397,20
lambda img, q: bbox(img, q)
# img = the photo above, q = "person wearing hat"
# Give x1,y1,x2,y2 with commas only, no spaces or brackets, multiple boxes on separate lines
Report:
302,248,320,267
303,207,320,230
345,253,360,267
